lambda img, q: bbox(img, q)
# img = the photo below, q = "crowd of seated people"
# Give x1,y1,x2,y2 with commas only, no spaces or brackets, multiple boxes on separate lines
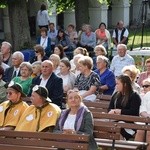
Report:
1,19,150,149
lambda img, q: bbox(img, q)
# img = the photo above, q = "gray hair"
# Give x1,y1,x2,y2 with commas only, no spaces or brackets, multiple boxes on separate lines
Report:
117,44,127,51
12,51,24,62
97,55,109,67
20,62,32,73
2,41,12,49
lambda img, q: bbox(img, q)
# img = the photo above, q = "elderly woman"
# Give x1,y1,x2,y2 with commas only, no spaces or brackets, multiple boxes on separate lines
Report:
49,54,60,75
122,65,140,93
93,44,107,70
31,61,42,78
108,75,141,140
12,62,32,95
30,45,48,63
71,54,84,77
15,85,61,132
135,78,150,148
54,89,98,150
94,55,116,95
79,24,96,57
58,59,76,93
70,47,88,71
0,81,28,130
74,56,100,101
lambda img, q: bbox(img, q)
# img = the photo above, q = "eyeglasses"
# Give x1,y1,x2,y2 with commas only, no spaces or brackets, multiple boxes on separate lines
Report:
6,91,17,95
142,85,150,88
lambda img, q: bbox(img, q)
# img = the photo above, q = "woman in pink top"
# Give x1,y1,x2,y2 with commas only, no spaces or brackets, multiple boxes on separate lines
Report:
95,22,111,50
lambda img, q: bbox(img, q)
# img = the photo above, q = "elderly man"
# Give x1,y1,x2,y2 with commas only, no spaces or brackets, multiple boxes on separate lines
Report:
112,20,129,49
110,44,135,77
3,51,24,82
32,60,63,108
15,85,61,132
1,41,12,66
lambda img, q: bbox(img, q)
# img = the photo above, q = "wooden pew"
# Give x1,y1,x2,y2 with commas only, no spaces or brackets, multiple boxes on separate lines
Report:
0,130,89,150
94,121,121,150
93,112,150,150
96,94,112,102
84,101,109,113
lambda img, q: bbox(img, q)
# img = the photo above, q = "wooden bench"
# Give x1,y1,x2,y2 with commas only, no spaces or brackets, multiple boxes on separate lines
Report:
0,130,89,150
94,121,121,150
84,101,109,113
96,94,112,102
93,112,150,150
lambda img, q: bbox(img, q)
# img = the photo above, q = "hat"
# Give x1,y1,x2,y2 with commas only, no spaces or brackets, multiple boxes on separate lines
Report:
7,81,26,97
32,85,51,102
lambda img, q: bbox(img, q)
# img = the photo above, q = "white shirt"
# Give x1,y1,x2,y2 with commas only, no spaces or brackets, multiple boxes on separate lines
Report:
40,74,51,87
40,37,48,50
140,91,150,115
1,62,9,71
13,67,20,77
61,74,69,87
63,114,76,130
37,10,50,26
112,28,129,43
110,54,135,77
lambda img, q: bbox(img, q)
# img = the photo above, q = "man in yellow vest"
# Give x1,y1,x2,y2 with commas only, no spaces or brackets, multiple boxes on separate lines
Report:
15,85,61,132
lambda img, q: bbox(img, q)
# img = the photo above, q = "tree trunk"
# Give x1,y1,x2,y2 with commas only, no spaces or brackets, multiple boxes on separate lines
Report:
74,0,89,31
8,0,31,52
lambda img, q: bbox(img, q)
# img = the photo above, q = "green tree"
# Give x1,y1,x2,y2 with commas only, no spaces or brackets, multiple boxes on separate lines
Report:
0,0,31,51
48,0,111,30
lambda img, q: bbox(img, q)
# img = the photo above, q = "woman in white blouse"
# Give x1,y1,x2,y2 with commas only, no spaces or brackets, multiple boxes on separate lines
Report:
135,78,150,148
53,89,98,150
57,58,76,93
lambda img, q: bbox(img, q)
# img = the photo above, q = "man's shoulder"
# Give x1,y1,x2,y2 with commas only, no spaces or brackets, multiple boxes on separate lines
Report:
5,66,14,72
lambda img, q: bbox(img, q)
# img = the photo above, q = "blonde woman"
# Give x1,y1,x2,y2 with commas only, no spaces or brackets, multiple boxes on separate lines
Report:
74,56,100,101
49,54,60,75
54,89,98,150
122,65,140,93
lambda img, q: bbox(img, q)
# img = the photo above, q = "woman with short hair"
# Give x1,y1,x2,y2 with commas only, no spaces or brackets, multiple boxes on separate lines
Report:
94,55,116,95
74,56,100,101
12,62,32,95
36,27,51,57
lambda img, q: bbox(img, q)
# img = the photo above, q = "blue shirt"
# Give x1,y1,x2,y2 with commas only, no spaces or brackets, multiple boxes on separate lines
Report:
94,68,116,95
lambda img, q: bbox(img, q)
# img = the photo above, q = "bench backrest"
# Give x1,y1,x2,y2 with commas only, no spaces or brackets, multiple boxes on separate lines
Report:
0,131,89,150
84,101,109,113
93,112,150,142
96,94,112,101
94,119,121,150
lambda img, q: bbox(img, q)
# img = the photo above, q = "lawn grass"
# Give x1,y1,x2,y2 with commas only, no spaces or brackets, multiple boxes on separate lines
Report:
108,27,150,71
127,26,150,49
127,27,150,71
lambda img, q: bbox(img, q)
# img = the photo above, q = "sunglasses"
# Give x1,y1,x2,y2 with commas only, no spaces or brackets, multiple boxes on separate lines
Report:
142,85,150,88
6,91,17,95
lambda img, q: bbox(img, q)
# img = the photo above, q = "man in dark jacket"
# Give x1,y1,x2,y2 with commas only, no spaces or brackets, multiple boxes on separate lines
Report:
32,60,63,108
